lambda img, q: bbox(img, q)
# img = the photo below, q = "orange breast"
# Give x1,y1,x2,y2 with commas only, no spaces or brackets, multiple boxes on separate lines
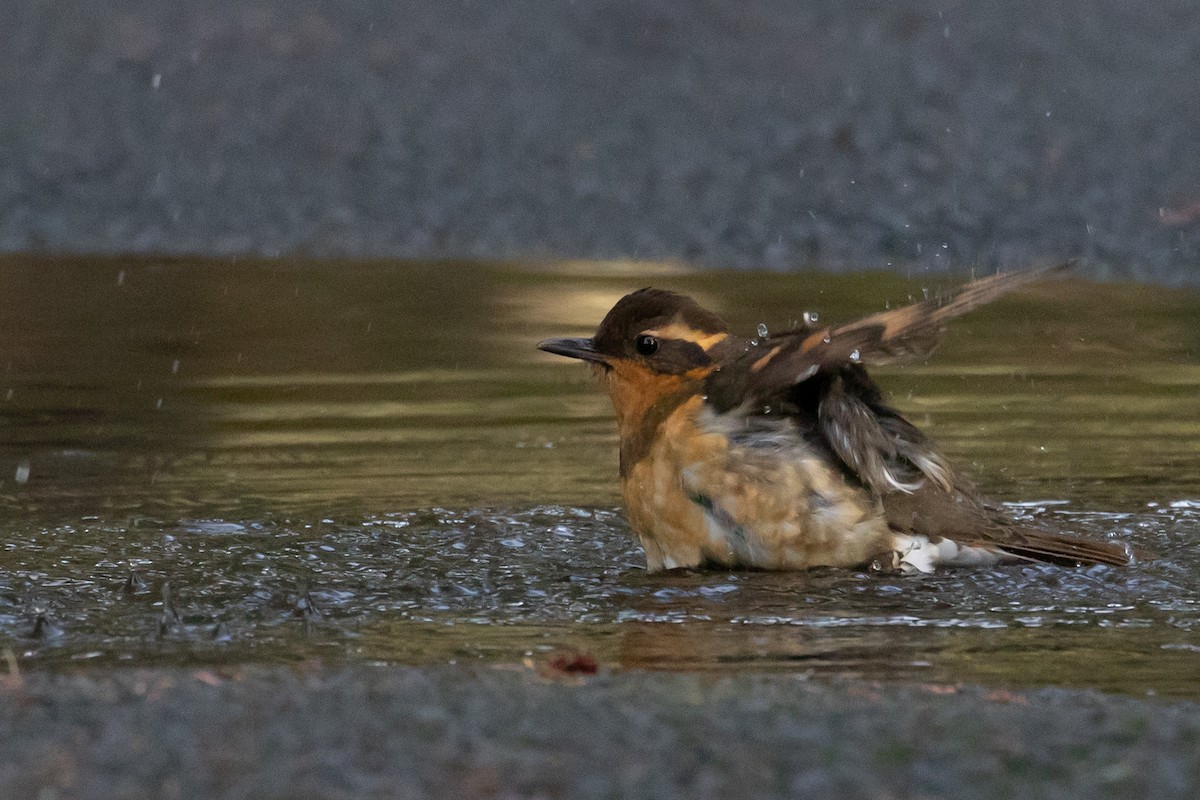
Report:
619,397,892,571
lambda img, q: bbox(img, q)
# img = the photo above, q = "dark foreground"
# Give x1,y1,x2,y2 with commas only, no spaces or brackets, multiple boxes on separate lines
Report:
2,665,1198,800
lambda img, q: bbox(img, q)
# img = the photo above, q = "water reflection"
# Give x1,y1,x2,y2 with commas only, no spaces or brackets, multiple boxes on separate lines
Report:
1,254,1198,695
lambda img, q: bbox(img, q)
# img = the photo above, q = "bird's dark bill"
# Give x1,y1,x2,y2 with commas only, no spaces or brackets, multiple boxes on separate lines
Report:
537,337,609,364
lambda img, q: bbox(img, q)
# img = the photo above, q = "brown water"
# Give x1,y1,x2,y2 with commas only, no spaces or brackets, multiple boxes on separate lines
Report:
2,254,1198,696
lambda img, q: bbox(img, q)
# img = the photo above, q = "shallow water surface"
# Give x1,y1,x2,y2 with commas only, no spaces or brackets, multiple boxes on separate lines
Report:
1,255,1198,695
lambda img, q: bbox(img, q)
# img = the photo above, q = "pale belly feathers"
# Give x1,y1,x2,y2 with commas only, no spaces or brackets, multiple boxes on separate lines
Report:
620,398,1003,573
620,398,891,571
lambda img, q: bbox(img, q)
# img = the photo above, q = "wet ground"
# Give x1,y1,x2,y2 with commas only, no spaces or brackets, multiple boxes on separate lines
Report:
1,256,1199,796
4,2,1200,281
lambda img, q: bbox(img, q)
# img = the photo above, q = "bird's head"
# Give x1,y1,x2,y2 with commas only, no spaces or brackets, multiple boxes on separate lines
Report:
538,288,730,431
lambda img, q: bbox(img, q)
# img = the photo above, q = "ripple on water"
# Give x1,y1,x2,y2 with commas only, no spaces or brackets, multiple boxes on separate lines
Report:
2,503,1198,694
1,260,1197,694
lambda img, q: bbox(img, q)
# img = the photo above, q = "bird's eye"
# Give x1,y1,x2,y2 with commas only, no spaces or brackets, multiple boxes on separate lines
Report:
635,335,659,356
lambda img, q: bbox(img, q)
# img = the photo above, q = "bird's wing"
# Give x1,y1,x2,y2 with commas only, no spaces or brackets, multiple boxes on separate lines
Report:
735,262,1072,402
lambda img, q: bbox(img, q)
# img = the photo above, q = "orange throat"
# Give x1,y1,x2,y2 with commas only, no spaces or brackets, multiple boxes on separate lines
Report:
602,362,707,477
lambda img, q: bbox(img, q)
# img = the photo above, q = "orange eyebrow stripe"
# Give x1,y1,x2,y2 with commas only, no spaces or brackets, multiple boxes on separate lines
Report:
684,364,719,381
642,323,729,351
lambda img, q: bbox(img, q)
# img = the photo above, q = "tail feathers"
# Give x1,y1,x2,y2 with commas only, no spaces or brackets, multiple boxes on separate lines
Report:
980,530,1133,568
890,528,1132,573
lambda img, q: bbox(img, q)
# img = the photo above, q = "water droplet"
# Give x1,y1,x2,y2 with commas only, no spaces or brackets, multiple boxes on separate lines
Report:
762,405,772,415
803,311,819,325
850,349,861,362
757,322,769,338
822,334,831,344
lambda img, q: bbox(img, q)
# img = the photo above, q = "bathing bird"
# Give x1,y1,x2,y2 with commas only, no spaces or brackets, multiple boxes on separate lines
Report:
538,263,1130,573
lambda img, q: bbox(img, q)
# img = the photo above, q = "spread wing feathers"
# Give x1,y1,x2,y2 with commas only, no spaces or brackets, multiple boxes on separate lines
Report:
742,261,1073,401
817,371,954,495
884,482,1132,568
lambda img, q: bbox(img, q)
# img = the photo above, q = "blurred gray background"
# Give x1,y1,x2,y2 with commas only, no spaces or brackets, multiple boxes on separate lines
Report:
2,1,1198,281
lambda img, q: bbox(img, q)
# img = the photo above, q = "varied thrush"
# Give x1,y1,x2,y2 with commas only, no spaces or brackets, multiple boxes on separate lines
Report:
538,263,1130,573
